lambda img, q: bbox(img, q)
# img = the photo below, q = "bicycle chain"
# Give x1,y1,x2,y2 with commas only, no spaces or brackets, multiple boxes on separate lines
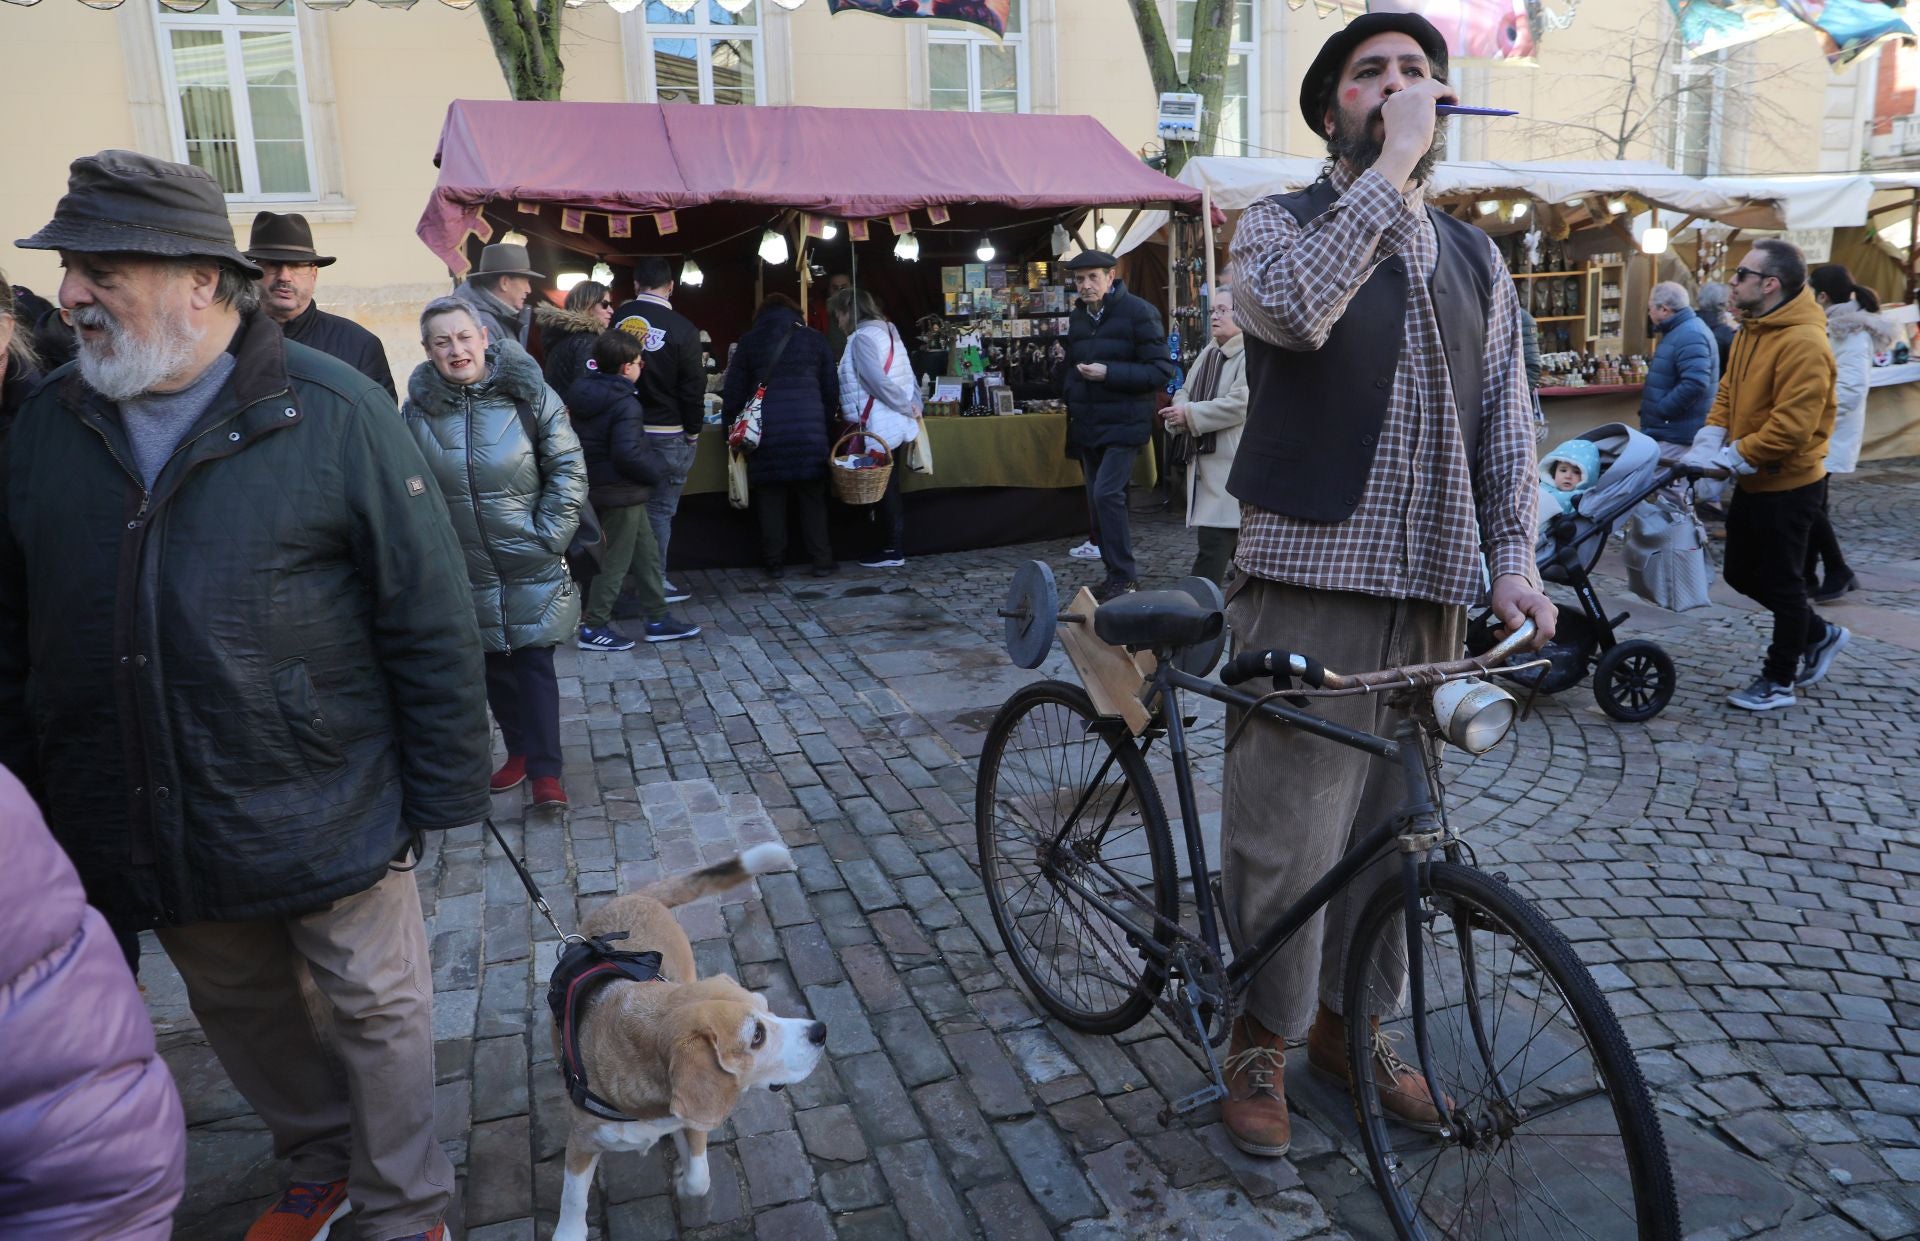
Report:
1156,939,1239,1050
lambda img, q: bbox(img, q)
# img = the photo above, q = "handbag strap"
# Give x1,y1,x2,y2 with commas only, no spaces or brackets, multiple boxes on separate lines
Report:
859,323,898,424
513,398,541,464
754,318,802,399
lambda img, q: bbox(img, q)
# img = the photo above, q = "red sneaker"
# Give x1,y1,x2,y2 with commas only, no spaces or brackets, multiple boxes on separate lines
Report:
490,755,527,792
244,1180,350,1241
389,1225,445,1241
531,775,568,807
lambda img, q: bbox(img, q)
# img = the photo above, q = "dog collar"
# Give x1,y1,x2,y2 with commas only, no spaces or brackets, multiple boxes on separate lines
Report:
546,933,667,1122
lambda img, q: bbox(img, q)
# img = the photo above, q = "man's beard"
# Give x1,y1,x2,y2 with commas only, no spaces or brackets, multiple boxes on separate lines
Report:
1327,103,1445,184
72,304,204,402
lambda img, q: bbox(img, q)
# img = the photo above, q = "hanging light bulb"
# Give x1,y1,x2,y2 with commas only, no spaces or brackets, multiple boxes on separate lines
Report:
1507,201,1529,222
1640,227,1669,255
1094,222,1118,250
501,230,528,247
679,258,705,287
1607,198,1628,215
820,221,838,240
894,232,921,262
555,272,589,293
758,228,790,265
976,238,996,262
590,262,614,285
1051,223,1071,258
1475,200,1499,216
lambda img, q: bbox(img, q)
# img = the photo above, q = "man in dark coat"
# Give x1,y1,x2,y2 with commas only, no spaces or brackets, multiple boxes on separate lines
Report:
611,254,708,602
247,210,396,399
1,150,490,1241
1059,249,1175,600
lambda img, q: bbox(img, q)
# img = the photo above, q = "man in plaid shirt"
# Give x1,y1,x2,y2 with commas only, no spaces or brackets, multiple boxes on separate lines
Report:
1214,12,1555,1159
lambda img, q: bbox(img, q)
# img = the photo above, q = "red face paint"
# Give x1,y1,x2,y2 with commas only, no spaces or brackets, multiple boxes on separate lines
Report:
1342,86,1361,103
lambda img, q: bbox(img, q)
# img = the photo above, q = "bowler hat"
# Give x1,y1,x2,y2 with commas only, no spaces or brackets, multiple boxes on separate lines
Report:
16,149,261,278
472,242,544,281
1061,249,1120,271
245,211,335,267
1299,13,1450,140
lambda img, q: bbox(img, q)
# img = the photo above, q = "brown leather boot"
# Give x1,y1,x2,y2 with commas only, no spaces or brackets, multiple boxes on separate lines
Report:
1306,1003,1447,1132
1221,1014,1291,1157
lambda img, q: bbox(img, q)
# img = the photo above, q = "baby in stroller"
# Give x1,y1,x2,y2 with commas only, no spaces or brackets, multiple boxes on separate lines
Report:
1537,437,1601,528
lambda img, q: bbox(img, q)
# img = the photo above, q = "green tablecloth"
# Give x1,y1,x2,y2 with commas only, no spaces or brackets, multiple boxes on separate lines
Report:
683,412,1157,496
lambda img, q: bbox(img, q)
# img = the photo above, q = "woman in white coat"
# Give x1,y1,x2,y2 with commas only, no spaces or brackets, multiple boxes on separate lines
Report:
1161,289,1249,585
831,286,922,568
1803,265,1894,603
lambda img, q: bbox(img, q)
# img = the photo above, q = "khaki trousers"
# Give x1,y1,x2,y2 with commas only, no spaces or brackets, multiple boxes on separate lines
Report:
1221,577,1464,1038
156,867,453,1240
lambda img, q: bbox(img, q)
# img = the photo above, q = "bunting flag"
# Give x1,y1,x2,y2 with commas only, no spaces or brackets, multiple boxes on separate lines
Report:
848,219,871,241
926,204,951,225
1366,0,1537,60
888,212,913,234
560,208,586,233
516,200,541,214
827,0,1009,39
608,215,633,239
1668,0,1913,66
653,211,679,236
804,215,832,238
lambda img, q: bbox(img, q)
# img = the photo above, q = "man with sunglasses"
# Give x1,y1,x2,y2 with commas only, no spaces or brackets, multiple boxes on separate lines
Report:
1682,239,1847,711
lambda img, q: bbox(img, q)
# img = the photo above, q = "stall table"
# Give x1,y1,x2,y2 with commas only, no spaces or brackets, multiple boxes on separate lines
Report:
1540,383,1645,445
1866,363,1920,461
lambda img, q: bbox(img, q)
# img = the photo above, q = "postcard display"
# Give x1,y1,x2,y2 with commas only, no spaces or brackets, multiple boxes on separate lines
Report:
931,261,1074,415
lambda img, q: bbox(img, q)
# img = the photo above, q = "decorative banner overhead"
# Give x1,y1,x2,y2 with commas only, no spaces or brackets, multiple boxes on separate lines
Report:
826,0,1010,39
608,216,633,239
1668,0,1914,66
1365,0,1537,60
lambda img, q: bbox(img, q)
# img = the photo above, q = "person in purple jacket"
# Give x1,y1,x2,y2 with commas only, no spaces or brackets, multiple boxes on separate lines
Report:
0,763,185,1238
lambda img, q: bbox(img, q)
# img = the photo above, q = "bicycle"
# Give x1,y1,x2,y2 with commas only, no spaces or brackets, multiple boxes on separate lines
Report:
975,567,1679,1240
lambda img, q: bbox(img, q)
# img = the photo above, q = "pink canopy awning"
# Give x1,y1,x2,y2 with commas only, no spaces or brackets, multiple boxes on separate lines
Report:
418,100,1202,274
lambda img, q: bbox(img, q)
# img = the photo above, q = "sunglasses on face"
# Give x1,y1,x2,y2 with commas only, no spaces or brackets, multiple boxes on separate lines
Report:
597,300,612,308
1732,266,1773,284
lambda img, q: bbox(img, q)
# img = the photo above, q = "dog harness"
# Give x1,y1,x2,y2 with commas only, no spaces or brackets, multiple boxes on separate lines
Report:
546,933,667,1122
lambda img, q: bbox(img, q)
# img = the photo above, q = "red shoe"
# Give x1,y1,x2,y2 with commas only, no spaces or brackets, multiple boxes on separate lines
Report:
389,1225,445,1241
490,755,527,792
531,775,568,807
244,1180,350,1241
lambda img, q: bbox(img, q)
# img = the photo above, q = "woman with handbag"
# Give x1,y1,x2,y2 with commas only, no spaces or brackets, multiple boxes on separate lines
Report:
722,293,839,578
405,297,587,809
830,286,922,568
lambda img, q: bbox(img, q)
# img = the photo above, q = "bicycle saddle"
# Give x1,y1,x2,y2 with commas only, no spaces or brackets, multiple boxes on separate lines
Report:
1093,590,1223,650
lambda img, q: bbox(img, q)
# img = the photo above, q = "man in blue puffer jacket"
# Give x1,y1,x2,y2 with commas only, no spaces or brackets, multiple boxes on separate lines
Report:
1639,282,1718,460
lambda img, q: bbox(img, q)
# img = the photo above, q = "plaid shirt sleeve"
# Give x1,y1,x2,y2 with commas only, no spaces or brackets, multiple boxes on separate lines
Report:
1230,170,1419,351
1474,235,1541,587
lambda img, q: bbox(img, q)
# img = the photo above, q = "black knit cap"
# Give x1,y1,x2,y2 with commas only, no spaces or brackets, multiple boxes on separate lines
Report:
1299,12,1450,141
16,149,261,278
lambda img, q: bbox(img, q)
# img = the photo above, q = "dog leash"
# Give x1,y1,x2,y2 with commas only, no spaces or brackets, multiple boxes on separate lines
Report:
484,816,582,945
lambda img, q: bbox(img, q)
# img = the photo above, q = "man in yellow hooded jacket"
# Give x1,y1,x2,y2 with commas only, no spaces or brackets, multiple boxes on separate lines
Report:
1682,238,1849,711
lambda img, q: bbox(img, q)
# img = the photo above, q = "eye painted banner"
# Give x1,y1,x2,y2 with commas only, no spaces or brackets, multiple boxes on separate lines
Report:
827,0,1010,39
1667,0,1913,66
1364,0,1538,60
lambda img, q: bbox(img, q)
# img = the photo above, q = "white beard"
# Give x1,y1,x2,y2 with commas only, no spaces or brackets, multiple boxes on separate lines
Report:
72,304,204,402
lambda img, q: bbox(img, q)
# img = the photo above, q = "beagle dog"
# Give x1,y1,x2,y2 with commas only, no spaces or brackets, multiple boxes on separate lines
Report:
551,842,825,1241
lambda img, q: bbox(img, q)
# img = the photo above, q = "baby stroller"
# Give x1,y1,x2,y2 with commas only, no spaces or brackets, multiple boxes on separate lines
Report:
1471,423,1682,723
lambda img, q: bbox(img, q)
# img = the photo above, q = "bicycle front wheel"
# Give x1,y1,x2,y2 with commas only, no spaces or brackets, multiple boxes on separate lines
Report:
1344,861,1679,1241
975,681,1177,1034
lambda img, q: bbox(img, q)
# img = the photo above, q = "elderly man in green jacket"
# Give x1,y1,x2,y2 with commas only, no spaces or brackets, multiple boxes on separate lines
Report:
0,150,490,1241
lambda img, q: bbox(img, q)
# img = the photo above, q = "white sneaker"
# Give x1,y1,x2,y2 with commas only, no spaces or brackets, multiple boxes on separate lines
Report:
1068,540,1101,560
663,579,692,604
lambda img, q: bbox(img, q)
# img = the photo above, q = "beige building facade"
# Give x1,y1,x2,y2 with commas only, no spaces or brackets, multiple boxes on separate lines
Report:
1,0,1851,357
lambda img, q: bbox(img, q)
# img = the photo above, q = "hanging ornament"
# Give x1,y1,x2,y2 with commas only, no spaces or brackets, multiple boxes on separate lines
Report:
606,0,645,11
659,0,699,10
772,0,807,8
1051,223,1071,258
715,0,753,11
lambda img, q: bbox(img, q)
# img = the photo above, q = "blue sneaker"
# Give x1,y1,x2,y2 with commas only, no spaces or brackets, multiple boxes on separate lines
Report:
645,616,701,643
577,625,636,652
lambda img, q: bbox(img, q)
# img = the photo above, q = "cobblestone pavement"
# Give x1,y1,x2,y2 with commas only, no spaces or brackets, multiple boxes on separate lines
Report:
150,460,1920,1240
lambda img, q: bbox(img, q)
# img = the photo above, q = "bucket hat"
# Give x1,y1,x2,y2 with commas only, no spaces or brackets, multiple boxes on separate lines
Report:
244,211,336,267
472,243,544,281
1299,13,1450,140
16,150,261,278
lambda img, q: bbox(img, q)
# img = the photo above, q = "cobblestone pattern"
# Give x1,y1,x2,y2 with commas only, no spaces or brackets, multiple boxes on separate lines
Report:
149,461,1920,1240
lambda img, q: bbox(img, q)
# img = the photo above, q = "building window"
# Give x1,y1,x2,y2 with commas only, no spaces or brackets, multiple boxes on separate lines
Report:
644,0,762,106
928,0,1026,113
153,0,315,199
1175,0,1257,157
1669,45,1726,175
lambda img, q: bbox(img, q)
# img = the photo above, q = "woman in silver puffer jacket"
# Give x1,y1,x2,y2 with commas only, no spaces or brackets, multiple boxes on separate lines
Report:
404,297,587,809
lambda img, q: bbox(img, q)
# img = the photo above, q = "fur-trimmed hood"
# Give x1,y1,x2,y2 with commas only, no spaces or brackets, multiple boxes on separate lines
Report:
536,303,603,336
406,336,550,417
1826,301,1895,352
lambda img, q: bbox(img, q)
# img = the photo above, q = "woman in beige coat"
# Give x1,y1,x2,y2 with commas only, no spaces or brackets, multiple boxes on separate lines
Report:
1161,288,1249,585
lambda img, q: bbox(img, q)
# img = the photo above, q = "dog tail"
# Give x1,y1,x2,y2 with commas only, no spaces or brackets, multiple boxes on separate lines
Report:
641,842,795,909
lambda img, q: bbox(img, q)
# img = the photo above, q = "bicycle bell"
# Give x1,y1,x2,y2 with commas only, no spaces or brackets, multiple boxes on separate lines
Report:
1429,677,1517,754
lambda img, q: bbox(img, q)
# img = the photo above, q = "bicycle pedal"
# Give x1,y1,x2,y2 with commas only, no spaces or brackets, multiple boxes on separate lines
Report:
1163,1081,1227,1124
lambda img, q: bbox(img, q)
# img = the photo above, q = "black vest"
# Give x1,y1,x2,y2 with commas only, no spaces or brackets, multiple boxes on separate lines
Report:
1229,179,1496,523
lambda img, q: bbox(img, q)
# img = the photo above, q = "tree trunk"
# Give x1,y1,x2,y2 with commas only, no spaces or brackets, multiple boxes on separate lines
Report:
1126,0,1234,178
478,0,565,102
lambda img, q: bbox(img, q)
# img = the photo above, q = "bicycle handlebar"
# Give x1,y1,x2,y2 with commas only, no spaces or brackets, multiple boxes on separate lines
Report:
1220,620,1540,692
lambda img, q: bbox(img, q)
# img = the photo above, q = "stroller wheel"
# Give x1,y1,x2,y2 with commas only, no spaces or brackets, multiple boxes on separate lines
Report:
1593,640,1676,722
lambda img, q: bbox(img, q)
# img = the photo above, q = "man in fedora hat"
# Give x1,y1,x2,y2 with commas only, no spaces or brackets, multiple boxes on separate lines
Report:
1058,248,1174,602
1215,14,1555,1158
452,242,544,349
247,211,395,400
0,149,489,1241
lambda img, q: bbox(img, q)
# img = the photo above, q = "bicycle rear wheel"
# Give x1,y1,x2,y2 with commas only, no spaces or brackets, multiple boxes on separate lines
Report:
975,681,1177,1034
1343,861,1678,1241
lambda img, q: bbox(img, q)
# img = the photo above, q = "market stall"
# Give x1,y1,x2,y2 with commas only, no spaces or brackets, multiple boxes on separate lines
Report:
417,100,1200,567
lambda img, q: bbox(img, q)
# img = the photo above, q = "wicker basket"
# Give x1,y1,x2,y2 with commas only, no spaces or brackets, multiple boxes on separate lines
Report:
829,430,893,505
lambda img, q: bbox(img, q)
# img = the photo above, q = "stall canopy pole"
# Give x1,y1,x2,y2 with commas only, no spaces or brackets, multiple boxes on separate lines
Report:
1907,193,1919,304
